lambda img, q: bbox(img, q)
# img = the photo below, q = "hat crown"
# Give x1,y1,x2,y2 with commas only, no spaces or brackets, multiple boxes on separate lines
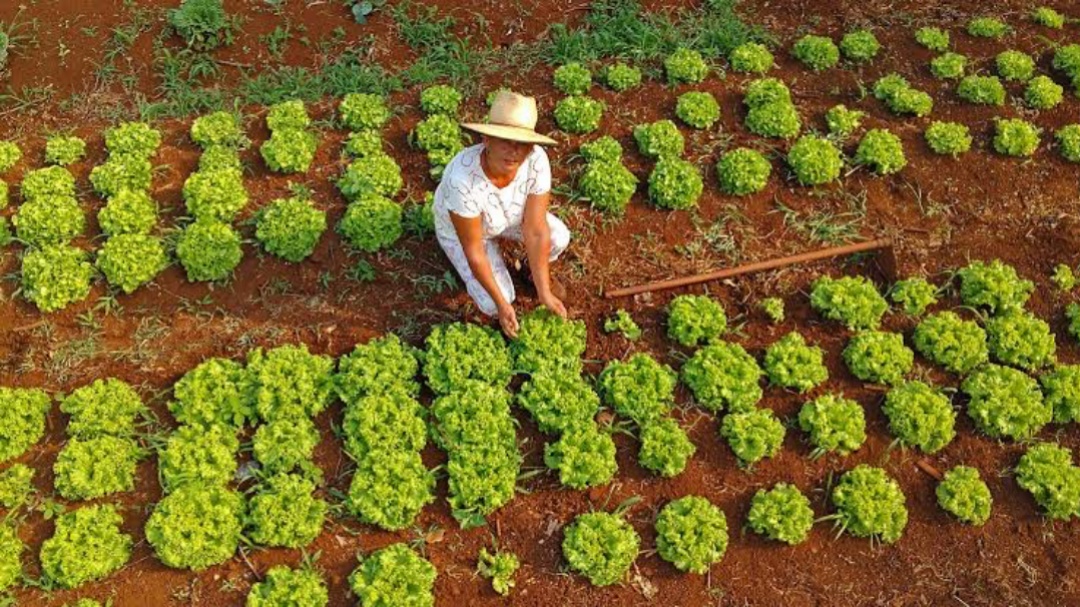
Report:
488,92,538,130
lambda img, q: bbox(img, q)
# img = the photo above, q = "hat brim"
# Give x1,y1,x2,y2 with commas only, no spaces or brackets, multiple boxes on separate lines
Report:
460,122,557,146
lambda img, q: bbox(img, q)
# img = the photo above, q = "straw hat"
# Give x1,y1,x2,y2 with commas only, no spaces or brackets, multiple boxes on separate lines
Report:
460,91,557,146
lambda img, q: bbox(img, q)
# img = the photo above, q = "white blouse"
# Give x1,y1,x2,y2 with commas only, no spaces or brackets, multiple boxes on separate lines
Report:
433,143,552,242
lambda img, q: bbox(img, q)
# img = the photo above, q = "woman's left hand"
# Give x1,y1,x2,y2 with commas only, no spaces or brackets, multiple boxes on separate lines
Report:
540,292,567,319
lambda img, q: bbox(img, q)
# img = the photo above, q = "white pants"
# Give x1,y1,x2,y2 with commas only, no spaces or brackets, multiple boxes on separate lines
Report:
437,213,571,316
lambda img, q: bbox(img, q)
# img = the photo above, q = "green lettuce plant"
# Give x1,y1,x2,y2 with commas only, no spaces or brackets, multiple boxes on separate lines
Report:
986,312,1056,371
338,154,403,200
21,244,94,312
957,259,1033,313
159,423,238,492
171,357,254,428
1057,125,1080,162
831,465,907,543
423,322,512,394
721,407,785,466
825,104,864,140
729,42,773,73
0,525,20,591
633,119,684,159
554,96,603,134
13,196,85,246
655,495,727,574
346,449,434,531
0,387,51,463
255,197,327,262
335,334,421,403
579,136,622,164
936,465,992,525
183,169,248,221
601,62,641,91
342,389,426,459
1027,75,1065,109
1015,443,1080,520
604,309,641,340
912,311,988,374
543,426,618,489
665,47,709,84
40,504,132,589
96,234,167,294
553,63,592,95
872,74,933,116
478,548,519,597
246,344,334,422
967,16,1010,38
638,418,695,478
0,464,33,508
579,160,637,214
598,353,677,425
344,130,384,158
1052,44,1080,85
90,155,153,197
787,135,842,186
20,165,75,201
145,483,245,570
338,195,403,253
0,141,20,172
963,364,1050,440
200,145,242,171
667,294,726,347
54,435,142,500
716,148,771,195
993,118,1040,157
889,277,937,315
996,50,1035,82
843,331,914,385
925,121,972,157
810,275,888,330
191,111,246,148
1042,365,1080,423
266,100,310,131
882,380,956,453
60,378,144,438
761,297,784,323
340,93,391,130
247,473,327,548
45,135,87,166
247,565,329,607
675,91,720,129
260,129,318,174
176,220,243,282
792,35,839,70
419,84,463,115
1052,264,1076,291
682,340,762,413
104,121,161,158
747,483,814,545
562,512,640,586
764,332,828,392
744,86,801,139
840,30,880,63
648,156,702,210
349,543,436,607
798,394,866,457
168,0,234,51
957,75,1006,106
855,128,906,175
931,52,967,80
98,189,158,236
511,308,587,375
517,372,600,434
1032,6,1066,28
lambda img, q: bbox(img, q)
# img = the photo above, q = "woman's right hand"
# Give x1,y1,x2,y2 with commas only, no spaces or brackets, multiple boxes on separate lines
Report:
497,302,519,338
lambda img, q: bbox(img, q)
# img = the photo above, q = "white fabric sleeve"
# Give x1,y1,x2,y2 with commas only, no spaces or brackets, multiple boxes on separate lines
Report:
441,176,482,219
527,147,552,196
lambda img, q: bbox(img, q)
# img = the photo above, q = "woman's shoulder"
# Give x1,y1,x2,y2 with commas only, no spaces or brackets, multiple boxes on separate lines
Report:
442,144,484,182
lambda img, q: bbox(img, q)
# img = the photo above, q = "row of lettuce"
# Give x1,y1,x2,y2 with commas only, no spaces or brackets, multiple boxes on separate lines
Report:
2,258,1080,599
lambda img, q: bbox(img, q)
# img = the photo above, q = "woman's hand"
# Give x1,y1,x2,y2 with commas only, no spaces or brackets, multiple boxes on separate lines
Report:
497,302,520,338
539,291,567,319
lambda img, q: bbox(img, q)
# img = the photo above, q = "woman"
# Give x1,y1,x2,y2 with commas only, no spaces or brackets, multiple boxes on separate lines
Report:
433,91,570,338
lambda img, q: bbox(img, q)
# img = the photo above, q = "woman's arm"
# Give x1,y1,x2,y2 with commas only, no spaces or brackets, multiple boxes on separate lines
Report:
522,191,567,318
450,212,519,337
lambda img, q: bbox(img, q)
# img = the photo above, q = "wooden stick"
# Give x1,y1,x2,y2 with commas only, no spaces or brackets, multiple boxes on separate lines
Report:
604,238,893,299
916,459,943,481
